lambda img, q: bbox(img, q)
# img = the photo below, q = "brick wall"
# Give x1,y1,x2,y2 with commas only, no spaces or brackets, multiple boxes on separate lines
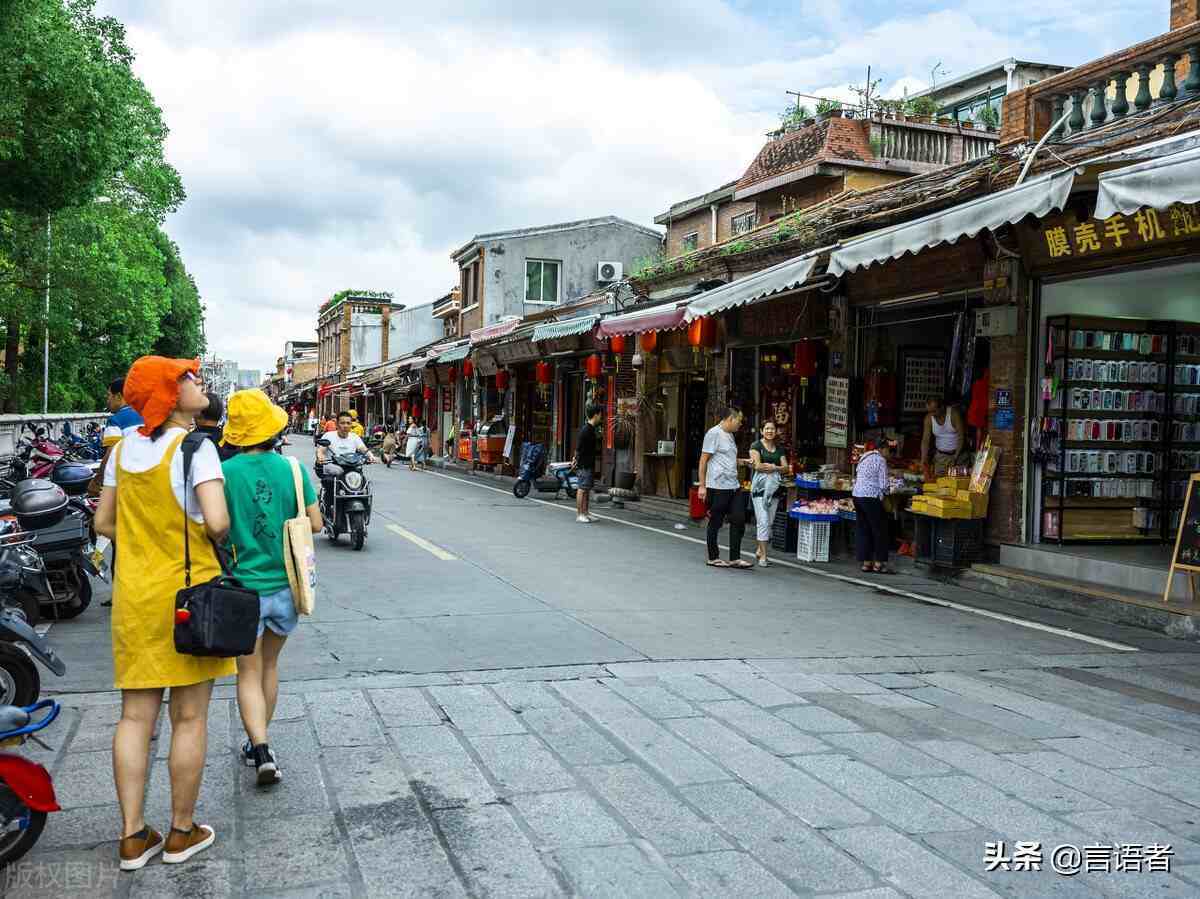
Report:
716,201,759,243
1173,0,1200,29
755,177,843,222
664,209,712,257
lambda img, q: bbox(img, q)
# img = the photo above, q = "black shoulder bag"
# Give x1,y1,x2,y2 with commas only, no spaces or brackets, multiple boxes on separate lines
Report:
173,432,260,657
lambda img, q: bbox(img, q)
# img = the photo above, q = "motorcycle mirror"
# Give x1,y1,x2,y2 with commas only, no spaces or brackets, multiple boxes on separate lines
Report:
317,438,331,447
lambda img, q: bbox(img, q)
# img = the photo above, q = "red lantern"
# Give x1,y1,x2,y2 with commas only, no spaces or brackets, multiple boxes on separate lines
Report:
448,366,458,384
423,386,434,401
688,316,717,349
793,340,818,379
495,370,510,389
609,334,627,355
463,358,474,378
585,353,603,380
535,361,553,385
400,399,410,412
639,331,657,354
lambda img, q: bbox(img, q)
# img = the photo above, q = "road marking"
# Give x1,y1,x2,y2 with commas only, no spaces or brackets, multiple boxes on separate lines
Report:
386,524,457,561
427,470,1139,652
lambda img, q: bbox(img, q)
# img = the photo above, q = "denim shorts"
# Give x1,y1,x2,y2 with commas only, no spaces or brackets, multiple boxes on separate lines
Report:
576,468,594,490
259,586,299,638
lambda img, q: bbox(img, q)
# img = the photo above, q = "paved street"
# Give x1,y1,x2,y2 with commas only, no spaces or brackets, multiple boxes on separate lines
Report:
10,454,1200,897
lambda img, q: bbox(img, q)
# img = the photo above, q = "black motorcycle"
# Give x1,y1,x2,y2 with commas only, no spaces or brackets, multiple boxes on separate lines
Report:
316,440,373,551
0,528,67,706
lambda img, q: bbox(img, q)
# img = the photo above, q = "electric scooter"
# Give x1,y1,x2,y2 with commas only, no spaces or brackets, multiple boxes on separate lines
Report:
0,700,62,868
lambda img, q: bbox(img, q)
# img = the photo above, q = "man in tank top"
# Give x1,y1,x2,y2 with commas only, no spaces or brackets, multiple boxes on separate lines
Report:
921,395,965,478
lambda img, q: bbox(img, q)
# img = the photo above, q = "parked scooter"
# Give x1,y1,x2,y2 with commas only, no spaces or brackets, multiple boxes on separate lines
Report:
548,462,580,500
513,442,547,498
316,439,373,551
0,605,66,706
0,699,62,868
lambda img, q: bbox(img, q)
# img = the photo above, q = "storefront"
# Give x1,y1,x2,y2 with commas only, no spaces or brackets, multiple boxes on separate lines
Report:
1017,203,1200,550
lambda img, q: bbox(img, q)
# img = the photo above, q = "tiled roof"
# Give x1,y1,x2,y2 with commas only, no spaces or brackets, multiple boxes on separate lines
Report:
736,117,874,196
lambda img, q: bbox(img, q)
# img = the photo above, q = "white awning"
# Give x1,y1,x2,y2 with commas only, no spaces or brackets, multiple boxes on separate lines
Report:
682,250,824,323
1094,145,1200,220
828,169,1077,277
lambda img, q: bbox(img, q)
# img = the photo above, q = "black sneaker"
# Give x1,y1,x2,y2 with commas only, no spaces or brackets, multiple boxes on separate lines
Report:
240,739,255,767
252,743,281,786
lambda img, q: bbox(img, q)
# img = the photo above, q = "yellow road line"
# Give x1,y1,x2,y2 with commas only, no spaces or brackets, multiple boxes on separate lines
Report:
386,524,457,561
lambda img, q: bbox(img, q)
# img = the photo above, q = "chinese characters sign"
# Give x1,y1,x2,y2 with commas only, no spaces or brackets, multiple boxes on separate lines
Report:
825,376,849,448
1031,203,1200,267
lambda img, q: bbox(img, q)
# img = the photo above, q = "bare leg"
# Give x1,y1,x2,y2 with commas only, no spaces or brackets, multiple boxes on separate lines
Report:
167,680,215,832
260,630,287,728
236,638,267,746
576,489,586,517
113,688,165,837
757,539,769,561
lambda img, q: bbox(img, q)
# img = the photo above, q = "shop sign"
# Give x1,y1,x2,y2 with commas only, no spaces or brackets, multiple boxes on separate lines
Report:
994,387,1014,432
1029,203,1200,267
825,376,849,448
503,425,517,459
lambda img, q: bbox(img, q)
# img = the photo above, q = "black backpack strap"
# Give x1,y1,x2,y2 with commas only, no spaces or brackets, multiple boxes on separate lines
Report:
179,432,234,583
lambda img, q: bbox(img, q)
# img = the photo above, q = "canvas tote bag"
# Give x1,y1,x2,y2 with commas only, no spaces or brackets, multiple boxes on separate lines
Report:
283,456,317,615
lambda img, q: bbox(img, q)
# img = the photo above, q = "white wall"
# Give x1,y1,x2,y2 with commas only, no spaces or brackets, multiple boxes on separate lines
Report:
1042,260,1200,322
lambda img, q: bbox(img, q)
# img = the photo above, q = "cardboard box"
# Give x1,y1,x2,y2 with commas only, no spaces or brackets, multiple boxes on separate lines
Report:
955,489,989,518
938,476,972,491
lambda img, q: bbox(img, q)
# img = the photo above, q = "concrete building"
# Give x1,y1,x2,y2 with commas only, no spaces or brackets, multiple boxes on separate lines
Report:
236,369,261,390
909,59,1070,126
445,217,662,336
317,293,405,381
388,303,443,359
200,355,240,401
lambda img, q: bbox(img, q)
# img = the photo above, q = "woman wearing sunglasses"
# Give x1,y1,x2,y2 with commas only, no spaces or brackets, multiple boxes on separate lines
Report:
95,358,234,871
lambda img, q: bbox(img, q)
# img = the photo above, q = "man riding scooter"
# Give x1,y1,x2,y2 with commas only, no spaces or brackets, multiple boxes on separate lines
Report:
315,412,376,549
316,412,376,500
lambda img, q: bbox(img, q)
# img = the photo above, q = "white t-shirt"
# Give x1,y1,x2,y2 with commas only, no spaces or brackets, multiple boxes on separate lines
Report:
701,424,741,490
323,433,369,457
103,427,224,523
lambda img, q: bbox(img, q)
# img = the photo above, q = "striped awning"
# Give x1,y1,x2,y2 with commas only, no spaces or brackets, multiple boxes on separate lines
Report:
597,303,688,338
470,318,522,345
436,343,471,364
683,251,823,322
531,315,599,342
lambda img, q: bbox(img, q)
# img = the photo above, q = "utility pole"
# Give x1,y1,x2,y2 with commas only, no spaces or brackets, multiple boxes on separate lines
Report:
43,215,50,415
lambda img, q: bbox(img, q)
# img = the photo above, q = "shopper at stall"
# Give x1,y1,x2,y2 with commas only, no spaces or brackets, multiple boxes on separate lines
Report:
749,421,788,568
572,404,603,523
699,407,751,570
921,394,965,478
853,439,895,574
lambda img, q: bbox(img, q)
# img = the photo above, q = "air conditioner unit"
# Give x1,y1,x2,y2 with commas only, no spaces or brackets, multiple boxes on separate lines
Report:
597,261,623,283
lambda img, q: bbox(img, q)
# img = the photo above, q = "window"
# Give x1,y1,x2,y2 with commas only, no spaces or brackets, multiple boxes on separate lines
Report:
731,212,757,235
525,260,560,304
680,232,699,253
460,258,481,311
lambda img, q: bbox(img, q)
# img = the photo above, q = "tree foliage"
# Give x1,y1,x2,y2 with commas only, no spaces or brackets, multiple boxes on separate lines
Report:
0,0,203,412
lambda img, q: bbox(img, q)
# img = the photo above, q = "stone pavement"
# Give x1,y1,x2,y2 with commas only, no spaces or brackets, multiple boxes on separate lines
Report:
11,650,1200,897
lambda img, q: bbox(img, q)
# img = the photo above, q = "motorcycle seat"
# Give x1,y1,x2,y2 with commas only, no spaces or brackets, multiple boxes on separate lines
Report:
0,705,30,733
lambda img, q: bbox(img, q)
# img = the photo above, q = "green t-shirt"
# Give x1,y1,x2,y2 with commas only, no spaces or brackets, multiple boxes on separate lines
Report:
222,452,317,595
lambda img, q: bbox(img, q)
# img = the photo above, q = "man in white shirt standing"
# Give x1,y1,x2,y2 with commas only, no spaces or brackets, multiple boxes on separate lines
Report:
698,407,751,570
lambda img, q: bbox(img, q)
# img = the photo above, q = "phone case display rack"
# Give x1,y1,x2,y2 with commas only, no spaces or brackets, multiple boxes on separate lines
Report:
1042,315,1200,544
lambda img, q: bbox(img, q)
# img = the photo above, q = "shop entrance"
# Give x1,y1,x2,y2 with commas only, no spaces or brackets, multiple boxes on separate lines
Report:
682,377,708,497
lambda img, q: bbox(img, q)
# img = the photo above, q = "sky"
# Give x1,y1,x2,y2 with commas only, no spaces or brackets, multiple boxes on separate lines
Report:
98,1,1164,373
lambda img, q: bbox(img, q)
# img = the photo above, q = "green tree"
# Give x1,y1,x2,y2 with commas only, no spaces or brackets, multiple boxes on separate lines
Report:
152,233,206,360
780,103,812,130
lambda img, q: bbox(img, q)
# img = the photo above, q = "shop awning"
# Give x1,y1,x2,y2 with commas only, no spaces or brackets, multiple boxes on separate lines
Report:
435,343,471,364
682,251,823,322
531,315,599,342
597,303,687,338
469,318,522,345
828,169,1077,277
1093,145,1200,220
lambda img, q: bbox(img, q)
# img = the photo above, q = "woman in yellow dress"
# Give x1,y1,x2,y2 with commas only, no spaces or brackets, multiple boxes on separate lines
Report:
94,356,236,871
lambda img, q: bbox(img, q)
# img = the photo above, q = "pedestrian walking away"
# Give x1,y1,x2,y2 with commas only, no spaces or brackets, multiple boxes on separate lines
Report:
749,421,788,567
406,418,423,471
572,404,603,523
221,389,323,786
699,407,751,569
853,439,896,574
93,356,233,871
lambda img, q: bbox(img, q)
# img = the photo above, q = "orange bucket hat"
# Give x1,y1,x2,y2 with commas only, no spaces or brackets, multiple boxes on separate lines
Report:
123,356,200,436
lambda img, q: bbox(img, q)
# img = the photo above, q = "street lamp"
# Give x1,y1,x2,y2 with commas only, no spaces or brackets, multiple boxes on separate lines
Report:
43,196,110,413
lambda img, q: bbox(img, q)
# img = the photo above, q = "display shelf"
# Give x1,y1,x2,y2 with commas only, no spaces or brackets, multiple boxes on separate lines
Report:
1041,314,1196,546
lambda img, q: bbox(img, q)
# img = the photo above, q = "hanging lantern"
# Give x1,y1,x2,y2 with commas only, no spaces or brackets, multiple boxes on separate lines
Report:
423,386,434,402
462,358,474,378
585,353,603,380
495,369,510,390
609,334,627,355
400,399,410,412
639,331,657,354
535,361,553,385
687,316,717,350
793,340,818,379
448,366,458,384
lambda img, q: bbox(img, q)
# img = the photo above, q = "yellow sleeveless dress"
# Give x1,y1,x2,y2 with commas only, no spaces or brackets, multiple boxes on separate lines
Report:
111,433,236,690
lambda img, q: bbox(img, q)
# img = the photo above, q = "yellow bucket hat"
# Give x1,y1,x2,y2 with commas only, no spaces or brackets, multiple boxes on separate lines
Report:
222,389,289,447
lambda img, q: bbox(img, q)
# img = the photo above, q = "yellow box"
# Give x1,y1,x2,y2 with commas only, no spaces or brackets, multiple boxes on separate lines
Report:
938,476,971,491
968,493,989,518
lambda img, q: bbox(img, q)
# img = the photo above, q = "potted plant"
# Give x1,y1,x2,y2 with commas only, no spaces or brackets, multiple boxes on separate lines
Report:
908,96,937,124
978,104,1000,132
816,98,843,119
611,390,659,490
960,116,974,130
